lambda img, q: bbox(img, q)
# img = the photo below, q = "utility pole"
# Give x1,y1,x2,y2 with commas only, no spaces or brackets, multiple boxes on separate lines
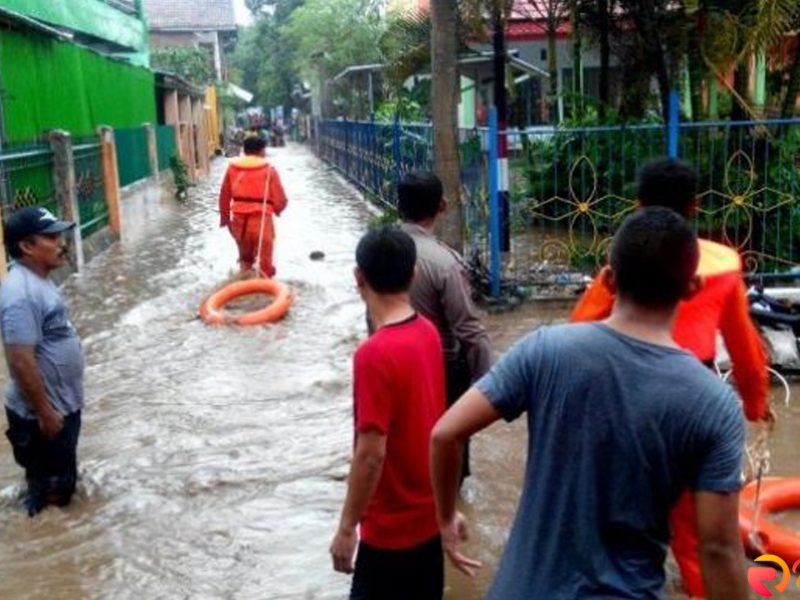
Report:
492,5,510,253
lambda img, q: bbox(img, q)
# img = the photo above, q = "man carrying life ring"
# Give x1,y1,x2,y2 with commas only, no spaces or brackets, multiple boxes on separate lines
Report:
218,135,288,277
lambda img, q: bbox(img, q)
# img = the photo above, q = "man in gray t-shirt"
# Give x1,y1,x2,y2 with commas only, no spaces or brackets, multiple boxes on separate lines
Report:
1,207,84,515
431,208,748,599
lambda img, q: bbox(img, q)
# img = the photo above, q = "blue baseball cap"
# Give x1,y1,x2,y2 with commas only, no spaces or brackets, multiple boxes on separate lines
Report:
4,207,75,245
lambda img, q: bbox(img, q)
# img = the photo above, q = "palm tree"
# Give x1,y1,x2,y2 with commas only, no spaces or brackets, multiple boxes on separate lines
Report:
516,1,574,122
692,0,796,119
780,7,800,117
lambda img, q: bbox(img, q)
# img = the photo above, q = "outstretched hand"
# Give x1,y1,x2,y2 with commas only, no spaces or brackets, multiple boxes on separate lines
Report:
440,511,482,577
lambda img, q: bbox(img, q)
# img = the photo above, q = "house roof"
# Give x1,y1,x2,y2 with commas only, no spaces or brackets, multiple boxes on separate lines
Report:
508,0,572,40
142,0,236,32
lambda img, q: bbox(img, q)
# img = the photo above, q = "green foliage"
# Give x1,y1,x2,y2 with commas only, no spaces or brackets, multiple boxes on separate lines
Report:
379,10,431,90
151,47,215,85
169,155,191,200
230,6,302,109
282,0,384,83
374,91,426,122
368,204,399,229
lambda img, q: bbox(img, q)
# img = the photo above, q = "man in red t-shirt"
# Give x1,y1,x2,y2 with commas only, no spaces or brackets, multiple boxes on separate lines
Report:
330,226,446,600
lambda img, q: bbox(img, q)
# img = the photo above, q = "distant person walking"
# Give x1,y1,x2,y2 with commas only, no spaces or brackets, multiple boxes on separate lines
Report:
1,207,85,516
432,208,748,600
218,135,288,277
330,226,446,600
397,171,491,484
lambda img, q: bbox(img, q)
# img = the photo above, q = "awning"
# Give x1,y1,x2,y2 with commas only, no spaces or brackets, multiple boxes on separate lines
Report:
226,83,254,104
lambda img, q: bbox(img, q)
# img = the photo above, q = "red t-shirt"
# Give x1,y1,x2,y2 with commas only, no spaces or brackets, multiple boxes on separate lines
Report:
353,314,446,549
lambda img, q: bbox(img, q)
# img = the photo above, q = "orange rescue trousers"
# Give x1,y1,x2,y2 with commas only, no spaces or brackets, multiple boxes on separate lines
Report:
229,212,275,277
670,491,704,597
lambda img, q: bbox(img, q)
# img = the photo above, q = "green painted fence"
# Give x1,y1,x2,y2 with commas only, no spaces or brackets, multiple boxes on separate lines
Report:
156,125,176,172
115,127,151,187
73,141,108,237
0,27,156,144
0,143,58,217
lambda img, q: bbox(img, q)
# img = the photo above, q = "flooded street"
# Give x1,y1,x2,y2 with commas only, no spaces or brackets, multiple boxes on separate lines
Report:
0,144,798,599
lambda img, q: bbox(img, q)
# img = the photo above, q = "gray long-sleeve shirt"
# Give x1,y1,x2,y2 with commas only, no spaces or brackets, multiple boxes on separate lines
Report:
400,222,492,380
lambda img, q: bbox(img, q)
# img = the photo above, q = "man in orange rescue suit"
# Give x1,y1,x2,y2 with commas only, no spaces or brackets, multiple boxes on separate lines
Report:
572,158,769,599
219,135,288,277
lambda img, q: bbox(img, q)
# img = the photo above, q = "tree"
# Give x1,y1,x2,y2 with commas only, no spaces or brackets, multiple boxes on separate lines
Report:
690,0,796,119
230,0,305,109
516,1,573,122
231,16,299,109
151,47,215,85
781,10,800,117
282,0,384,117
577,0,616,121
430,0,462,250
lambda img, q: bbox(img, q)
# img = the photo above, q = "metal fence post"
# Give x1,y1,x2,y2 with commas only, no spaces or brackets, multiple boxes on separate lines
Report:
49,130,84,271
393,113,401,188
667,89,680,159
488,106,501,298
98,126,122,236
344,118,350,178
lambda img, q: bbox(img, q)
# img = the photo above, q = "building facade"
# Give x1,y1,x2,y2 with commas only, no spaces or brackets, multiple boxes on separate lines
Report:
142,0,237,81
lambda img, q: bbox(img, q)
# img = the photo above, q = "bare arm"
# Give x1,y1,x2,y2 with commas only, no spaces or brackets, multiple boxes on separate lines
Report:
330,429,386,573
5,344,62,438
720,280,769,422
695,490,748,600
218,171,232,227
430,387,501,575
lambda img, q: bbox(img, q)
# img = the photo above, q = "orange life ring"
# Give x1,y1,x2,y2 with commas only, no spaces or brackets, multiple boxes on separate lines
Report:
739,477,800,564
199,278,293,326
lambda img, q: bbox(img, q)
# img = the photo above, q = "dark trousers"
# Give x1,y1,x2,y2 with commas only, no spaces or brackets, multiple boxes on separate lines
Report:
350,536,444,600
5,408,81,515
446,354,472,482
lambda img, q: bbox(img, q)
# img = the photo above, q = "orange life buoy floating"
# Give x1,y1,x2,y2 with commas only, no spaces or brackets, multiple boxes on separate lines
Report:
739,477,800,564
200,278,293,326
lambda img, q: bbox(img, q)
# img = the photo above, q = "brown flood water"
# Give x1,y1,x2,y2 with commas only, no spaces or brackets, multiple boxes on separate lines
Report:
0,144,797,599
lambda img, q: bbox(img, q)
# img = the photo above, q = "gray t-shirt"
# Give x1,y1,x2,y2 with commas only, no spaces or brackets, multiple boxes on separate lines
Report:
477,323,744,599
0,264,84,418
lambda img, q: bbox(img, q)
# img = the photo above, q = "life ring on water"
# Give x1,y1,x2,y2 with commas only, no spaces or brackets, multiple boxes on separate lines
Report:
199,278,293,326
739,477,800,564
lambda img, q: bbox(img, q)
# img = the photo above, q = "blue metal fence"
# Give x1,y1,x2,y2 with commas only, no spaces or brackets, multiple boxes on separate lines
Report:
316,116,800,296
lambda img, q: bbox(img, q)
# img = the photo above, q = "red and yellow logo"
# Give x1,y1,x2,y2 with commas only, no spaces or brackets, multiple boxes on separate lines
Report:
748,554,800,597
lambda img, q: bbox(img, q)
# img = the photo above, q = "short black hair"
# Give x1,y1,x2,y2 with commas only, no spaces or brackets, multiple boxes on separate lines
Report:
355,226,416,294
637,158,698,217
397,171,443,222
610,207,698,309
243,135,267,155
5,235,24,259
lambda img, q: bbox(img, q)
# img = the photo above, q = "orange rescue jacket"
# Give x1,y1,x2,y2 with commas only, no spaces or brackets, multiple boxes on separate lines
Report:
571,239,768,421
219,156,288,228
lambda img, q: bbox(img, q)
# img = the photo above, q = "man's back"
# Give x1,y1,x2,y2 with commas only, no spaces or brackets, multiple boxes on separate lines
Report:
572,239,767,421
399,222,491,376
354,314,446,549
477,323,744,599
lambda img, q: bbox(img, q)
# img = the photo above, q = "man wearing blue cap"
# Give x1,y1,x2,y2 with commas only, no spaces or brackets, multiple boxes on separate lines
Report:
1,207,84,515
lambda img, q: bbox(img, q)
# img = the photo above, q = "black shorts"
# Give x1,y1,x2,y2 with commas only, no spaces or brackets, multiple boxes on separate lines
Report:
350,535,444,600
5,408,81,515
